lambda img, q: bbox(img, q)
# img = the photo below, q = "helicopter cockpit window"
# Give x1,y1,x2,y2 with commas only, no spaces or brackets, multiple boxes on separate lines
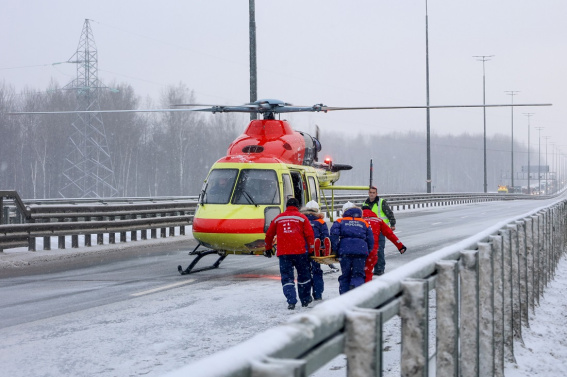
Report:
203,169,238,204
232,169,280,205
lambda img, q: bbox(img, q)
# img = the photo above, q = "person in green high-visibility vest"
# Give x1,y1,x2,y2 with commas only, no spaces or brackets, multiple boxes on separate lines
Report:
363,186,396,275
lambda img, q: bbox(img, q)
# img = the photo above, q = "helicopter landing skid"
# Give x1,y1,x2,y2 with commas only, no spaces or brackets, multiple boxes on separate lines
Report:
177,243,228,275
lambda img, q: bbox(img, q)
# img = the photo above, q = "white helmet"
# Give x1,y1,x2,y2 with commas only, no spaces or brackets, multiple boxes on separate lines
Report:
305,200,319,211
342,201,355,212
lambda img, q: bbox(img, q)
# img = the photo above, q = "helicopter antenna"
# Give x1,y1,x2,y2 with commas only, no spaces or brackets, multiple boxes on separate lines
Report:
369,159,374,189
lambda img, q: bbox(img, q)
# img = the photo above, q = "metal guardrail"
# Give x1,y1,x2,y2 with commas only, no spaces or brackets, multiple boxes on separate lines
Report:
0,191,197,252
0,190,551,253
164,198,566,377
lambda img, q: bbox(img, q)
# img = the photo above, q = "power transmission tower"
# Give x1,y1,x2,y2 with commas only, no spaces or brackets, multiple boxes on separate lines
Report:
59,19,118,198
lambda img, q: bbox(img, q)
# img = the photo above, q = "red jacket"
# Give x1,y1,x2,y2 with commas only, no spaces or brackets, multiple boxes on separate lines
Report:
265,206,315,256
362,209,403,253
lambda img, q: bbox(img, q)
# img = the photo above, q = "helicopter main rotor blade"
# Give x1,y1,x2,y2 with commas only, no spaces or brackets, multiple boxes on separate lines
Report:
7,108,211,115
7,100,552,116
321,103,552,111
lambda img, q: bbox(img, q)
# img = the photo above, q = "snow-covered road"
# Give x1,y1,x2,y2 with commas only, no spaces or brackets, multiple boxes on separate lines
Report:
0,198,565,376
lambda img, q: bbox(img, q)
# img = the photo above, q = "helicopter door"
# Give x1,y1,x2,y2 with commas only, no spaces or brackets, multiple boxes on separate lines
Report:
289,171,305,207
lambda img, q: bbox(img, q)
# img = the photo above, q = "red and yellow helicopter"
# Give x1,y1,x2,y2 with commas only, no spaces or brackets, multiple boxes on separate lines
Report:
177,99,369,274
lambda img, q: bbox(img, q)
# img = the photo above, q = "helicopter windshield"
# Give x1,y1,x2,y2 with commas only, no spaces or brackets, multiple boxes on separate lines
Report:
203,169,238,204
232,169,280,205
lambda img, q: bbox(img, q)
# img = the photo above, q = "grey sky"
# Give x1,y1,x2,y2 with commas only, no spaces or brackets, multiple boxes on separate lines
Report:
2,0,565,147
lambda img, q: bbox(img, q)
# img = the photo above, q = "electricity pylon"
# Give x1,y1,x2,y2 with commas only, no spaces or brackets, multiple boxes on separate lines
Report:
59,19,118,198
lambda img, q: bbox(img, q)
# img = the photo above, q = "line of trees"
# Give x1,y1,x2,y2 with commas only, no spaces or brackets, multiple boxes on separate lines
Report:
1,80,532,199
0,81,241,198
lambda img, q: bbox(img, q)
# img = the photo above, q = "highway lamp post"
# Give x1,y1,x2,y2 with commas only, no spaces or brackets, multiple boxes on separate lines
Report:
474,55,494,193
544,136,550,195
506,91,519,189
425,0,432,193
248,0,257,120
536,127,544,194
524,113,534,194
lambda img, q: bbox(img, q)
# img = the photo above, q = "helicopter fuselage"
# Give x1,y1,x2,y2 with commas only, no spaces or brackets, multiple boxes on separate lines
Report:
192,118,339,253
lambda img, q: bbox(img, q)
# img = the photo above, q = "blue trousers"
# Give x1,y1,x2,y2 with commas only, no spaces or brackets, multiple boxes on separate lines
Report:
310,260,324,299
338,255,367,294
374,233,386,273
279,254,312,305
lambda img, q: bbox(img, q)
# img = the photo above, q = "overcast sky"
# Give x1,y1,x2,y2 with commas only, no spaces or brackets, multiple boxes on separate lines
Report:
2,0,565,147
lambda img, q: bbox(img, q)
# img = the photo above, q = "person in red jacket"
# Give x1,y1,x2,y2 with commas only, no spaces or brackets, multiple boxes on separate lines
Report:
362,205,407,282
265,197,315,310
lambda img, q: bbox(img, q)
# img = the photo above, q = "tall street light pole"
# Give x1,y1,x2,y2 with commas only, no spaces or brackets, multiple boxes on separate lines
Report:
474,55,494,193
425,0,432,193
249,0,257,120
505,91,520,189
536,126,544,194
523,113,534,194
544,136,551,194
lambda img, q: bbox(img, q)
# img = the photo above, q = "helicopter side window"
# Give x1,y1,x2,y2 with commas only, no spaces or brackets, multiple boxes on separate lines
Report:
308,176,318,203
202,169,238,204
282,174,294,202
232,169,280,205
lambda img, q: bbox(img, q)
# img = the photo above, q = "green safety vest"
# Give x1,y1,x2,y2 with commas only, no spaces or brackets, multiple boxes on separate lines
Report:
371,198,390,225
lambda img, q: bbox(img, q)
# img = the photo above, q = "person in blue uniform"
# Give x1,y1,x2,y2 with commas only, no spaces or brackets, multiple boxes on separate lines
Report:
301,200,330,301
330,201,374,294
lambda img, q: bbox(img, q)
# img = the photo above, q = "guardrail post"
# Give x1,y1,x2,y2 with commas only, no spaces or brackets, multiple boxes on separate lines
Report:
72,217,79,248
478,242,495,376
489,235,505,377
542,210,549,288
180,217,186,236
43,236,51,250
507,224,522,341
84,216,92,247
130,214,137,241
552,207,560,276
169,212,175,237
532,213,543,305
109,227,116,244
58,234,65,249
400,279,428,377
345,308,383,377
28,234,36,251
435,260,459,377
120,215,127,243
151,216,158,239
97,217,104,245
141,214,148,240
515,220,529,329
500,227,515,363
459,250,479,377
524,217,535,313
161,214,167,238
